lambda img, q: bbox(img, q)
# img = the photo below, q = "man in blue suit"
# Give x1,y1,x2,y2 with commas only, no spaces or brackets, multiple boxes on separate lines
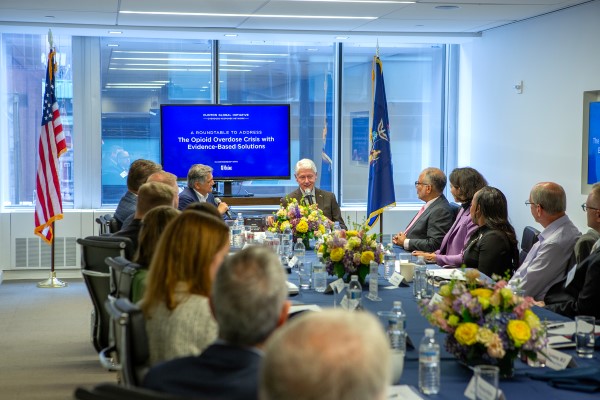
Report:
393,167,454,252
178,164,229,217
142,246,291,400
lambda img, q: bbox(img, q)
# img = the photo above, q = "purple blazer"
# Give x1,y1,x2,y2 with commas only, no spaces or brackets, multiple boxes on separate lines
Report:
435,204,478,267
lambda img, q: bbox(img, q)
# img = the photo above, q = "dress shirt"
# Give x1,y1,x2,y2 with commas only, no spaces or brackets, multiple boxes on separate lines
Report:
508,215,580,301
435,203,478,267
404,196,439,251
193,188,207,203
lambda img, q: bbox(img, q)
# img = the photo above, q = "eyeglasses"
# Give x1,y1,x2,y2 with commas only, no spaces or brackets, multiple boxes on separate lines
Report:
581,203,600,212
414,181,431,187
525,201,542,209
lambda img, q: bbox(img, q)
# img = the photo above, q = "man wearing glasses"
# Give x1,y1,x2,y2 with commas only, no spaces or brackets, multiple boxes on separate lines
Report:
509,182,580,300
392,167,454,252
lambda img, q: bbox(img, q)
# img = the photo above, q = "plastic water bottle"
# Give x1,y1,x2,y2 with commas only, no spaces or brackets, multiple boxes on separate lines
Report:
231,216,244,248
347,275,362,310
293,239,306,266
313,262,327,293
419,328,440,395
389,301,407,353
334,221,341,232
413,256,427,299
281,226,293,258
383,246,396,279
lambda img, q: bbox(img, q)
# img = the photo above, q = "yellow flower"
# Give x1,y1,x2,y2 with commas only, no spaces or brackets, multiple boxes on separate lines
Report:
296,219,309,233
280,221,291,232
439,284,452,297
476,327,494,345
318,244,326,254
470,288,493,298
500,288,513,302
454,322,479,345
448,315,460,327
523,309,540,330
507,320,531,347
319,225,326,234
346,230,359,238
360,251,375,265
346,236,361,249
330,247,345,262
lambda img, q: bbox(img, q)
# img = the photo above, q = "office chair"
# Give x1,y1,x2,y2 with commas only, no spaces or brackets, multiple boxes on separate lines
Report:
518,226,540,266
99,298,150,387
105,256,141,301
109,217,121,234
95,214,113,236
77,236,134,353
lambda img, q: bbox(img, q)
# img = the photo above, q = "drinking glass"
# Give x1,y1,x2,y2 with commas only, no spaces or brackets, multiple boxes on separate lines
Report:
298,261,313,290
473,365,499,400
575,315,595,358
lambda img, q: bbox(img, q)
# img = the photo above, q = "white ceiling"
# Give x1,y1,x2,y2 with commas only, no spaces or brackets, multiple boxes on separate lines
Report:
0,0,595,43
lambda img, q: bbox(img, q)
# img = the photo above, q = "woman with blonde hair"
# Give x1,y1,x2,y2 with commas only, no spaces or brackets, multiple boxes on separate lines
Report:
140,210,230,365
130,206,181,303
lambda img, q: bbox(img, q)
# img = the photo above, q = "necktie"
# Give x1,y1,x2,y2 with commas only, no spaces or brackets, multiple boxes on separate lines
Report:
306,194,314,205
404,205,425,234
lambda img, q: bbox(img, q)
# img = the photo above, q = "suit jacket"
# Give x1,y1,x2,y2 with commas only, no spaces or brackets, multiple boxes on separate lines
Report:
178,187,218,211
463,226,518,278
545,249,600,320
112,218,142,253
113,191,137,230
283,187,347,229
143,343,262,400
405,195,454,252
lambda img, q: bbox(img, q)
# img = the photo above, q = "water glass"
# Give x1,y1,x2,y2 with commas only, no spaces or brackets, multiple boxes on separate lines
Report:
473,365,499,400
313,263,327,293
298,261,313,290
413,265,428,298
575,315,595,358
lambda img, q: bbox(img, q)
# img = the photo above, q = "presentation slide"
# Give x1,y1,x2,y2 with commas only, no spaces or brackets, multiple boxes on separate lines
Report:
587,101,600,184
161,104,291,180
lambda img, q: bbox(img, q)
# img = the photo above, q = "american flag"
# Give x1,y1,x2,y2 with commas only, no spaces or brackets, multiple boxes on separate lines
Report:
34,49,67,244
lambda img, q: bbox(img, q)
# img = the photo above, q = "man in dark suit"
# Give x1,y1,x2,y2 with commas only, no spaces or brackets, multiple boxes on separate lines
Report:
392,167,454,252
178,164,229,217
283,158,347,229
142,246,291,400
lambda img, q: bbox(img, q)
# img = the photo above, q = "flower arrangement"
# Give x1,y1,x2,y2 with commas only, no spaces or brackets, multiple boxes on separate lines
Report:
316,221,383,284
420,269,546,377
268,197,331,247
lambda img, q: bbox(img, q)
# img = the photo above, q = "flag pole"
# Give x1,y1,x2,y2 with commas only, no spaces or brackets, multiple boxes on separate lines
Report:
37,29,67,289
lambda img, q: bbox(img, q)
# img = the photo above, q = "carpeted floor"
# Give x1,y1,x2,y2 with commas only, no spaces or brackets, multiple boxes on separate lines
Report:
0,279,116,400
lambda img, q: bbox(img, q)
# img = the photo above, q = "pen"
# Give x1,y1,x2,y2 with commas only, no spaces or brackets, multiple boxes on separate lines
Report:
548,324,564,330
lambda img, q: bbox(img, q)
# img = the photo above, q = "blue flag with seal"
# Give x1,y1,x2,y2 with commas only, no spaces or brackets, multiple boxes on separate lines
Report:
367,56,396,229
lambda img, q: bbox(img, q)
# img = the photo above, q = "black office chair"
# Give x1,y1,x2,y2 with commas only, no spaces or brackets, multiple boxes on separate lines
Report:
105,256,141,301
95,214,113,236
77,236,134,353
109,217,121,234
518,226,540,265
74,382,185,400
99,298,150,387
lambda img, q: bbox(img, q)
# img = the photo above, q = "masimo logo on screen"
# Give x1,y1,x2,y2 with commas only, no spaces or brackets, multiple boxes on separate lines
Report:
160,104,291,181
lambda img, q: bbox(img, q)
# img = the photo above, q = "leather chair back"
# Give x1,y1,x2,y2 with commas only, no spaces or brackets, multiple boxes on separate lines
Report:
105,256,141,301
518,226,540,266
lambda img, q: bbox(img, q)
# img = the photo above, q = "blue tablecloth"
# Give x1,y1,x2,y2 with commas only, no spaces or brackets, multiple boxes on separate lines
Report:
287,269,599,399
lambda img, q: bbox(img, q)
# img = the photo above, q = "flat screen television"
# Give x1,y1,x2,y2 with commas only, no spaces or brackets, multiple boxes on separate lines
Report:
160,104,291,194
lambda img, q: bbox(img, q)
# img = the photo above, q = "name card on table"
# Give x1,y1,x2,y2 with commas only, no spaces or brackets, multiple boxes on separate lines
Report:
544,347,575,370
329,278,346,294
464,377,506,400
387,272,404,287
288,256,299,268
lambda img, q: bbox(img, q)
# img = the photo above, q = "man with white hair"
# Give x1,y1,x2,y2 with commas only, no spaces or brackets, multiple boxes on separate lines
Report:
282,158,346,229
260,309,390,400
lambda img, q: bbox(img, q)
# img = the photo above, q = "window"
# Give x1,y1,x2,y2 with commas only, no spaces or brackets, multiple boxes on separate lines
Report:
341,45,448,204
1,34,73,207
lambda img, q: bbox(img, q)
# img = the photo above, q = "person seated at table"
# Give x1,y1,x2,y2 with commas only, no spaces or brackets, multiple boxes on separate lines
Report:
462,186,519,278
508,182,580,300
130,206,181,303
140,211,230,365
113,159,162,230
393,167,454,252
260,309,390,400
281,158,347,229
413,167,487,266
178,164,230,218
143,246,291,400
112,181,177,252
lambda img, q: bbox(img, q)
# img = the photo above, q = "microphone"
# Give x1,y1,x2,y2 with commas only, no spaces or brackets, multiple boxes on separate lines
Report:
214,197,233,219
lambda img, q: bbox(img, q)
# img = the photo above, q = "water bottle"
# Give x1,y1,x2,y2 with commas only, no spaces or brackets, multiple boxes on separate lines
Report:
334,221,341,232
383,246,396,280
313,262,327,293
293,238,306,266
419,328,440,395
236,212,244,227
389,301,407,353
281,226,293,258
413,256,427,299
347,275,362,310
231,216,244,248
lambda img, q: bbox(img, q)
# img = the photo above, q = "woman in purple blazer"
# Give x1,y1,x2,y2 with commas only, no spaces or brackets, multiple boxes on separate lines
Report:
413,167,487,267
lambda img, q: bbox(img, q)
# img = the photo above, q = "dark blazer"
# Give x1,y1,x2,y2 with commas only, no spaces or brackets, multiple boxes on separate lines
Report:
142,343,262,400
283,187,347,230
113,191,137,230
463,226,518,278
178,186,218,211
112,218,142,253
405,195,454,252
545,249,600,320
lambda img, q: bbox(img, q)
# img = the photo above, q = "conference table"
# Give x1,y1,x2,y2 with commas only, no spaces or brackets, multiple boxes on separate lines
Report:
286,260,599,400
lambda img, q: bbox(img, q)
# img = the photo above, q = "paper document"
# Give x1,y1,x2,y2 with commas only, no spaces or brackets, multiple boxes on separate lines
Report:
546,321,600,336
